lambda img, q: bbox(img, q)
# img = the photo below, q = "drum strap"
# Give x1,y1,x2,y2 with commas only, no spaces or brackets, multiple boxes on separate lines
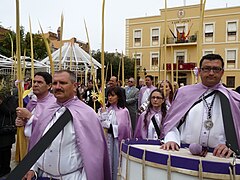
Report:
218,91,240,155
6,108,73,180
151,115,161,139
177,90,216,129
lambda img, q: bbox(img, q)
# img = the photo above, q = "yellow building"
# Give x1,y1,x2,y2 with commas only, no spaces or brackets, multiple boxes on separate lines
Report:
125,4,240,88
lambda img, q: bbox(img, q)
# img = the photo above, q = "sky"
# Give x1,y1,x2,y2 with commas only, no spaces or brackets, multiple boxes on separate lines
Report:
0,0,239,53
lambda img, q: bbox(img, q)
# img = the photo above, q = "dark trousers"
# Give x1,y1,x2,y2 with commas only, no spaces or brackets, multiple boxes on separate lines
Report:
0,146,12,175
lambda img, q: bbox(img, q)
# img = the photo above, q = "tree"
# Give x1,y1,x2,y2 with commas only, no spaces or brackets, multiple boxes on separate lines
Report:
92,50,134,83
0,27,47,60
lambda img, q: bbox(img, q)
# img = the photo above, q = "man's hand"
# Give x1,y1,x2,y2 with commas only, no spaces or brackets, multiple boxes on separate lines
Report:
213,144,233,158
22,170,35,180
16,107,32,119
15,117,26,127
160,141,179,151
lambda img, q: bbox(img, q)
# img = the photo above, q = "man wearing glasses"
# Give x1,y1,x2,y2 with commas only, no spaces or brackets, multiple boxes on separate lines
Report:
161,54,240,158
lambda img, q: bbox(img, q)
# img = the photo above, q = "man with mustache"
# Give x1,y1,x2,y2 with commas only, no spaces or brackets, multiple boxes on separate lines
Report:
23,70,111,180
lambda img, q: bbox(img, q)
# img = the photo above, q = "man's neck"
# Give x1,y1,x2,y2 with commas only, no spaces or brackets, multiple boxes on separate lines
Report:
37,92,49,100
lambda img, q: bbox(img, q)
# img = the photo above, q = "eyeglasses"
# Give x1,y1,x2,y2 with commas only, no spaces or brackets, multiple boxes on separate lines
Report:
201,66,223,73
151,96,163,100
128,81,133,83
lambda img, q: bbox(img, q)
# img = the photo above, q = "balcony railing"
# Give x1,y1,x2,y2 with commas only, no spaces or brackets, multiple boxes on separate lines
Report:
166,63,196,71
166,34,197,44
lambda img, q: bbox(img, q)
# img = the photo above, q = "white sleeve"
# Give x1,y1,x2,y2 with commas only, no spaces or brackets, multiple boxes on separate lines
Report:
112,124,118,138
164,127,181,147
24,114,34,137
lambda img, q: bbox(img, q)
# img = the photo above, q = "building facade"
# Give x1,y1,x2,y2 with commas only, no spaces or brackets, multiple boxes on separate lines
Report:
125,4,240,88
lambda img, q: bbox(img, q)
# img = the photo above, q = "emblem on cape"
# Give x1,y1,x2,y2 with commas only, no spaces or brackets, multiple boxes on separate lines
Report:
204,119,213,130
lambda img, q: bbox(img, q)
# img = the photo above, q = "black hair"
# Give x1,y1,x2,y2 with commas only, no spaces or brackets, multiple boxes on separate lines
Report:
34,72,52,85
200,54,224,69
106,86,125,108
145,75,153,81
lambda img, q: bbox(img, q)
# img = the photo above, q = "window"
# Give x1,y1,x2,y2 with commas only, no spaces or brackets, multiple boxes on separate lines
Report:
226,76,235,88
176,52,185,64
151,28,159,46
204,23,214,42
227,21,237,41
226,50,236,69
204,50,214,55
134,30,142,47
133,53,141,67
151,53,159,70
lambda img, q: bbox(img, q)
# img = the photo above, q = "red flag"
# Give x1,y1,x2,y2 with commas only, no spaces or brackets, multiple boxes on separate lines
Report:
181,29,186,40
176,28,181,41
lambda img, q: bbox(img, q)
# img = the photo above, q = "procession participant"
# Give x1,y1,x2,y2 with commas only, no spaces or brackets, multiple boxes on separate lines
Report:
161,54,240,158
24,70,111,180
135,89,167,140
15,72,55,138
99,86,132,180
159,80,174,109
138,75,156,113
125,77,139,132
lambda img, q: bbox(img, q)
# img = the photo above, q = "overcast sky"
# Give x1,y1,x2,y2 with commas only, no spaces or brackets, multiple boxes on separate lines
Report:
0,0,239,53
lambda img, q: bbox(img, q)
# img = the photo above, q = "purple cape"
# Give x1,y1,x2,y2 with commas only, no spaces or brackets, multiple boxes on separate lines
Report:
161,83,240,148
29,97,111,180
108,105,132,144
138,85,157,108
134,108,162,139
26,92,56,131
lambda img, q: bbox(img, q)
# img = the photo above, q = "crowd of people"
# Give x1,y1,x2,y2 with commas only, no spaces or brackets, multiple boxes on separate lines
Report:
0,54,240,180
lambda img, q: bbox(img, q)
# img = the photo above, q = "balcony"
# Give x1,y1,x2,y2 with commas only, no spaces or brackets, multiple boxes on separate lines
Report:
166,63,197,71
166,34,197,46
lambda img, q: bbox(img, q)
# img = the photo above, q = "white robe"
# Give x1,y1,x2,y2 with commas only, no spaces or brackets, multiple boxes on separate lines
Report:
164,90,226,148
31,107,87,180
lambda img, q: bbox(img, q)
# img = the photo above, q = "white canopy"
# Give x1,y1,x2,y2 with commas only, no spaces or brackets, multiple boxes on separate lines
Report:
0,54,50,75
41,42,101,71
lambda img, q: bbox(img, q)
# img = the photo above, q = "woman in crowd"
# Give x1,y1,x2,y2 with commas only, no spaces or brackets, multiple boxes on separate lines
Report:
99,86,132,180
134,89,167,140
159,80,174,109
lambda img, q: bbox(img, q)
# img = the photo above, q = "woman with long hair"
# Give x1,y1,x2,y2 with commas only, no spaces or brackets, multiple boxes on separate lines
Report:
159,80,174,109
134,89,167,140
99,86,132,180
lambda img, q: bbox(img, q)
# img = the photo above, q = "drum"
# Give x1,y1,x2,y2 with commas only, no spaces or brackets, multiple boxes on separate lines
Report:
118,139,240,180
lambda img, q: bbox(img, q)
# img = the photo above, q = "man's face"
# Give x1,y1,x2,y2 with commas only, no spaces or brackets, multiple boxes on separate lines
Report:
145,77,152,87
52,72,76,103
33,75,51,98
88,82,93,89
108,77,117,88
199,59,224,87
128,78,134,87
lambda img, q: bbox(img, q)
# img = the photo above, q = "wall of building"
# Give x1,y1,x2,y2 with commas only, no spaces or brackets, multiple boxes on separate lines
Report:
126,4,240,88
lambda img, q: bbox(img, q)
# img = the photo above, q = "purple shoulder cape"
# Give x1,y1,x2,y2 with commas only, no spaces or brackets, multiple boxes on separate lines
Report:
29,97,111,180
110,106,132,144
134,108,162,139
161,83,240,148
